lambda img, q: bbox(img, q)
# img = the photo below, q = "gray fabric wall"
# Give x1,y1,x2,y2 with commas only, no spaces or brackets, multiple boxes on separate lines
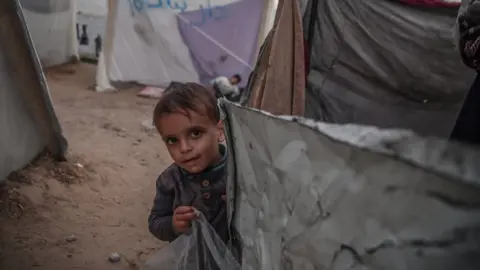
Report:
0,48,44,181
222,100,480,270
0,0,67,181
305,0,475,137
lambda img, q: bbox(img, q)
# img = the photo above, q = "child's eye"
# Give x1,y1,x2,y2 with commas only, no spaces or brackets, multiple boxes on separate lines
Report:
190,130,203,139
165,137,177,145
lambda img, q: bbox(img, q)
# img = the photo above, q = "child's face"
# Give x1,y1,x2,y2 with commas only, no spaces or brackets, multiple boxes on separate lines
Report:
155,109,224,174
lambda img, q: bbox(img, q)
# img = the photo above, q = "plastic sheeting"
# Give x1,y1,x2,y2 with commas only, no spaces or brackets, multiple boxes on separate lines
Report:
221,100,480,270
141,211,241,270
19,0,78,67
0,0,67,181
99,0,272,90
177,0,264,86
104,0,244,87
245,0,306,115
0,44,43,182
303,0,475,137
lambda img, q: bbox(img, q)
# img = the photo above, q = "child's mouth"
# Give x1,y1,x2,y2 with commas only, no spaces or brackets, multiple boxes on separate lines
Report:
183,156,200,165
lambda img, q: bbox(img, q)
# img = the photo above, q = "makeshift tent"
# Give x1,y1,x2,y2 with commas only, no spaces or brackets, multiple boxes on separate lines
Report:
221,99,480,270
77,0,108,60
226,0,480,268
0,0,67,181
96,0,278,91
18,0,78,67
244,0,474,138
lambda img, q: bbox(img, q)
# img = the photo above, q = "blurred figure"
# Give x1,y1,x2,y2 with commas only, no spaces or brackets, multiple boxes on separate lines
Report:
210,74,242,100
450,1,480,145
80,24,89,46
95,34,102,58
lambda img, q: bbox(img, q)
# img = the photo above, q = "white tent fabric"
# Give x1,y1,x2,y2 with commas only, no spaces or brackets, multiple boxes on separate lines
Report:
96,0,278,91
1,0,66,181
19,0,78,67
77,0,107,17
103,0,201,87
221,100,480,270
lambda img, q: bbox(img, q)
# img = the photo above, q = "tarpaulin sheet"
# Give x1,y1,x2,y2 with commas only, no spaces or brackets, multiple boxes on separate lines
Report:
19,0,77,67
1,0,67,181
304,0,475,138
0,44,43,181
106,0,199,86
245,0,306,115
177,0,263,86
221,100,480,270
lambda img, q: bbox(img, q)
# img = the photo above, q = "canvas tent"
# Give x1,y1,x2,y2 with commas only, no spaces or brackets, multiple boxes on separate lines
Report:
217,2,480,269
221,99,480,270
18,0,78,67
0,0,67,181
96,0,278,91
245,0,474,138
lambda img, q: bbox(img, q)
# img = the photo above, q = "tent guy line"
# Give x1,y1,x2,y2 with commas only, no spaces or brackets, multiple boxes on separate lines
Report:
176,13,254,70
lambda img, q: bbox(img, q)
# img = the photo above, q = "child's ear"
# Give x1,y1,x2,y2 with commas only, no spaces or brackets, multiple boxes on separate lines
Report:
216,120,225,142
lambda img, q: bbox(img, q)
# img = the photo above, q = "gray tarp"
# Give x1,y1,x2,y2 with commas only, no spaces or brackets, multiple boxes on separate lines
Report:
0,0,67,181
303,0,475,137
222,100,480,270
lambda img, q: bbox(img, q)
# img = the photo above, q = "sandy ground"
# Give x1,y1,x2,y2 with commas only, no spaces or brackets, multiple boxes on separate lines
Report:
0,63,171,270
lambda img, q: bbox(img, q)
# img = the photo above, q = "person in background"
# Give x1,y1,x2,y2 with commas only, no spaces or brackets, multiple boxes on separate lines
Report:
148,82,229,244
95,34,102,59
80,24,89,46
210,74,242,99
451,0,480,145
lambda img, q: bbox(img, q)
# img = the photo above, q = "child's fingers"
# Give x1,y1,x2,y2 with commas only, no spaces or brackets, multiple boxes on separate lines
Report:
174,206,194,214
175,220,190,230
176,211,197,221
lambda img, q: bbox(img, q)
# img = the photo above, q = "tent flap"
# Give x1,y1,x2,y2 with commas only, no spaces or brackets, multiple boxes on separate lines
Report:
246,0,306,116
19,0,77,67
222,100,480,270
0,0,67,181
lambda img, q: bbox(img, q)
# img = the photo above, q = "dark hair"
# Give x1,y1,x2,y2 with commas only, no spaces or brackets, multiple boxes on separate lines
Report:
153,82,220,126
232,74,242,83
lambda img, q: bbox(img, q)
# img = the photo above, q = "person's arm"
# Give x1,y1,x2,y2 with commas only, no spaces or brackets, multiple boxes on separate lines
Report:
210,77,219,85
148,175,178,242
458,0,480,70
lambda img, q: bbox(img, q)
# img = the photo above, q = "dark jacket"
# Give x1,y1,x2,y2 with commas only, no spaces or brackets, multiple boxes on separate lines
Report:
148,145,228,243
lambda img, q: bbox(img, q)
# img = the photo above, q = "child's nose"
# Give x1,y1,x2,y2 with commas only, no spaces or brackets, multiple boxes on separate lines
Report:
179,140,192,153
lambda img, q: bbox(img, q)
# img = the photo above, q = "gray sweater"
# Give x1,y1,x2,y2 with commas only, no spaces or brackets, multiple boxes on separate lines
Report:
148,145,228,243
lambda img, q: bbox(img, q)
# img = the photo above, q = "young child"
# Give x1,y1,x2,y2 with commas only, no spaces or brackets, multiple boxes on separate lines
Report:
148,82,229,243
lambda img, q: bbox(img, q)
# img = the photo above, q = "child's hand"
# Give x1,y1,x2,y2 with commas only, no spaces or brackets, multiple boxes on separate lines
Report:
173,206,197,233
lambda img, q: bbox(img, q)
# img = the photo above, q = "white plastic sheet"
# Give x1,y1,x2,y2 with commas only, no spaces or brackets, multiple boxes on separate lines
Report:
142,211,241,270
104,1,247,86
221,100,480,270
99,0,269,90
19,0,78,67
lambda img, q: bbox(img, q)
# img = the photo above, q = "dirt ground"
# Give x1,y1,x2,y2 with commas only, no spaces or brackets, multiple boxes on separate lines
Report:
0,63,172,270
